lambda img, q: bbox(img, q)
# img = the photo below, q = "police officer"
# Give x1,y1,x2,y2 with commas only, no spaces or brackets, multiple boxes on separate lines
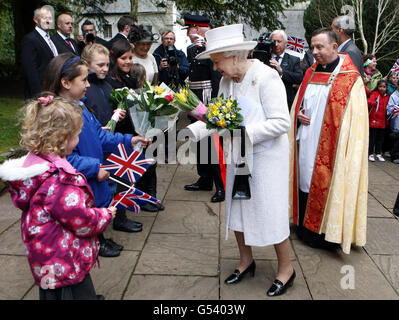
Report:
183,15,225,203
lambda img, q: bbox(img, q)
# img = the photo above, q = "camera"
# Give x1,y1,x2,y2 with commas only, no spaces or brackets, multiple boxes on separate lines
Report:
84,32,95,43
251,32,275,66
166,45,178,67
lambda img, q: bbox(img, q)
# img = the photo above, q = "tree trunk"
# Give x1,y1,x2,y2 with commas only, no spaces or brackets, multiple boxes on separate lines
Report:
130,0,139,19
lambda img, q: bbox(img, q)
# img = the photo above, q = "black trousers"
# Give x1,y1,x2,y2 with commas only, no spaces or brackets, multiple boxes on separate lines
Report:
369,127,385,155
39,273,97,300
189,115,224,191
390,132,399,161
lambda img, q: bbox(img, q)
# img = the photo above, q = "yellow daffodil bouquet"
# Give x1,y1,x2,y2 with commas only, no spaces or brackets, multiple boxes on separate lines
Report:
172,86,207,121
203,95,243,131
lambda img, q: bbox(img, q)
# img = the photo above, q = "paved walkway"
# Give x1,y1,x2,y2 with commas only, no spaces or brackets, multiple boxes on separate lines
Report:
1,158,399,300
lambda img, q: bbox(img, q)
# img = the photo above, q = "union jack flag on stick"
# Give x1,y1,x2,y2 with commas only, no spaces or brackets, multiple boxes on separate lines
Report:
101,143,155,184
390,59,399,76
110,187,160,213
287,36,305,54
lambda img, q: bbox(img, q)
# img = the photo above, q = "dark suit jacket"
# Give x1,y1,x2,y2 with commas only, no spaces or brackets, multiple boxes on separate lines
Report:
107,33,129,49
51,32,80,55
340,39,364,77
21,29,55,99
280,53,303,110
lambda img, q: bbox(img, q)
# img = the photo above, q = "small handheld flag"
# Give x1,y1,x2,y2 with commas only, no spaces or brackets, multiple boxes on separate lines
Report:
101,143,155,184
287,36,305,54
109,187,160,213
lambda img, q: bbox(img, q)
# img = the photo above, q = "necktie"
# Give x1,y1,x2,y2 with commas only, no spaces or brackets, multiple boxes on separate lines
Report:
45,33,57,57
66,38,75,52
275,56,281,62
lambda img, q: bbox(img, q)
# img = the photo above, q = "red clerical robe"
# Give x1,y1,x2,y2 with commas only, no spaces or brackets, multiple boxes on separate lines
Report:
288,53,369,254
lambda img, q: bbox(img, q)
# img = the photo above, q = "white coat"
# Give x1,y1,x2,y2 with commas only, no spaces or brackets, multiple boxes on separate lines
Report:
188,59,291,246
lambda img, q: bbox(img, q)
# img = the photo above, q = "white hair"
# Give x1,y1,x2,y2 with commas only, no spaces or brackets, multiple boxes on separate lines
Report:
270,30,288,43
334,15,356,36
222,50,250,60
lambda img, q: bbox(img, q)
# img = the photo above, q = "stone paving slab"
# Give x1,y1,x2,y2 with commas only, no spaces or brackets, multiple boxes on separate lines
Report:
135,233,218,276
0,193,21,234
91,251,139,300
0,255,33,299
368,184,398,209
124,275,219,300
152,200,219,234
368,194,394,218
368,164,399,186
164,165,216,202
374,161,399,181
103,215,155,251
371,255,399,294
364,217,399,255
219,259,310,300
292,240,398,300
0,222,25,255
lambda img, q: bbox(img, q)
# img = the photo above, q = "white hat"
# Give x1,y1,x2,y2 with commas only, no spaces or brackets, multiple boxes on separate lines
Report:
196,24,257,60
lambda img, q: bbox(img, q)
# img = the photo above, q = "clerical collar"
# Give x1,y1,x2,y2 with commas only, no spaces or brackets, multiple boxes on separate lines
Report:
315,56,340,73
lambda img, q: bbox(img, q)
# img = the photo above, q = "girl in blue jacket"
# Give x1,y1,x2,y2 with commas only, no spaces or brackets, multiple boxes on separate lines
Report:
42,52,149,257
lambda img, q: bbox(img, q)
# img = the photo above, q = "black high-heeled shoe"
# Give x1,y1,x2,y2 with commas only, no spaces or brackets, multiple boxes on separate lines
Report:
224,260,256,284
266,270,296,296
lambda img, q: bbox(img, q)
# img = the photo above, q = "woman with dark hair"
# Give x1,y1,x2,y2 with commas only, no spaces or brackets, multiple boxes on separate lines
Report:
107,39,138,91
363,54,382,92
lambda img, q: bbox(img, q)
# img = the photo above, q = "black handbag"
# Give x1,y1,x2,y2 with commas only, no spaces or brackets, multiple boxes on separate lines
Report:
232,126,251,200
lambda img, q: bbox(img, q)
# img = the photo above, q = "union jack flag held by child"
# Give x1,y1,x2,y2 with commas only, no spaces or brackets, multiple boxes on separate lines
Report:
110,188,161,213
390,59,399,76
101,143,155,184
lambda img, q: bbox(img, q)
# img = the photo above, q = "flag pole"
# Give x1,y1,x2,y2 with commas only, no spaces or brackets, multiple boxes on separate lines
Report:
109,176,133,189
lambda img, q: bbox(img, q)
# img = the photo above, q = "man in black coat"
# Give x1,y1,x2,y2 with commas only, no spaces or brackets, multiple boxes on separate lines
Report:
21,6,58,99
77,20,109,53
332,15,364,77
269,30,303,111
182,14,225,203
107,16,134,49
51,13,79,55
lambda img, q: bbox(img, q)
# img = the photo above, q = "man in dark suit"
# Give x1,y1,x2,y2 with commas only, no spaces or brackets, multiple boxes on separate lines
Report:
51,13,79,55
269,30,303,111
76,20,109,53
332,15,364,77
182,14,225,203
107,16,134,49
21,6,58,99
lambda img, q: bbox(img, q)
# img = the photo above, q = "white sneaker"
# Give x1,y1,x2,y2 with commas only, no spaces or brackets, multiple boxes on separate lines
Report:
376,154,386,162
393,159,399,164
368,154,375,162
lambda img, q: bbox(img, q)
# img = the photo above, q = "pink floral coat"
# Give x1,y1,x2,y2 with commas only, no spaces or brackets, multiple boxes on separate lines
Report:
0,152,112,289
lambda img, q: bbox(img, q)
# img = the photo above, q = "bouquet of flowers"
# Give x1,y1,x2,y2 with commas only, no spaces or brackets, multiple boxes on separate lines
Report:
172,86,207,121
203,95,243,131
106,87,135,133
129,81,178,129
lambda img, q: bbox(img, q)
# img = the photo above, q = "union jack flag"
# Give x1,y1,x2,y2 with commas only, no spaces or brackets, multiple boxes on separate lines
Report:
287,36,305,54
101,143,155,184
390,59,399,76
109,188,160,213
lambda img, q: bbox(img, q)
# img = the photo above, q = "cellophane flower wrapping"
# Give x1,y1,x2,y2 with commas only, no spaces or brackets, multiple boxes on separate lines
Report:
128,81,179,149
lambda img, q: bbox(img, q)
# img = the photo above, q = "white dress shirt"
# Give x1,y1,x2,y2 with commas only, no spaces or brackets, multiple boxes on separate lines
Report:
35,26,58,56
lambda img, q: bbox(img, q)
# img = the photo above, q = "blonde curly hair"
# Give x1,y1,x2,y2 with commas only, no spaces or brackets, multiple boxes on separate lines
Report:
20,94,83,158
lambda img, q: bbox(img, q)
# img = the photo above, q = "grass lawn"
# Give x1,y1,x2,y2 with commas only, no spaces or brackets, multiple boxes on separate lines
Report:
0,97,24,163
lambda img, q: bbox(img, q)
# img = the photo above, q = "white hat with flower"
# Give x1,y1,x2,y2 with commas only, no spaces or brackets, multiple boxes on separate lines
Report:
196,24,257,60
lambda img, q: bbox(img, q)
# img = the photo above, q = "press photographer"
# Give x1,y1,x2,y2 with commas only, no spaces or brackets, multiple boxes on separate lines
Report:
153,31,190,89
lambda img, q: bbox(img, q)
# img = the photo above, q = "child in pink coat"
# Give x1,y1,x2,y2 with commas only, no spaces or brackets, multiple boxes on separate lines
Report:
368,79,390,162
0,95,116,300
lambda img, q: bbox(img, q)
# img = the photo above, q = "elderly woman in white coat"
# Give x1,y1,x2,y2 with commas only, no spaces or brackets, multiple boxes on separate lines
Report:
187,24,295,296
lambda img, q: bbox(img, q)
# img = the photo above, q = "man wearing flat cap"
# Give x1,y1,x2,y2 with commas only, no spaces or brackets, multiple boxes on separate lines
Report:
183,14,225,203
